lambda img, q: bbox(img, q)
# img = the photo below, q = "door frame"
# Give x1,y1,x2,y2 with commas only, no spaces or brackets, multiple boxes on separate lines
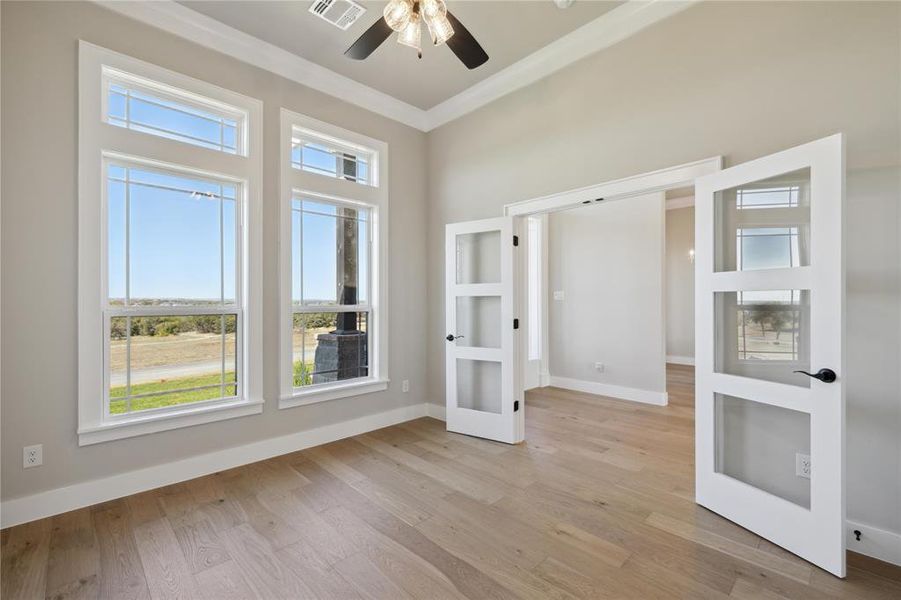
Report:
503,156,723,389
522,214,550,390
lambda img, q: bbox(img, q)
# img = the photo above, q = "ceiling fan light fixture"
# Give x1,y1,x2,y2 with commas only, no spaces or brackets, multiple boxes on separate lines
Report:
383,0,413,32
426,12,454,46
396,11,422,54
420,0,447,21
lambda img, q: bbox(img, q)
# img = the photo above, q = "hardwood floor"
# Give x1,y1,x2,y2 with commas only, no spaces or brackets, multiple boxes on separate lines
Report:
3,364,900,599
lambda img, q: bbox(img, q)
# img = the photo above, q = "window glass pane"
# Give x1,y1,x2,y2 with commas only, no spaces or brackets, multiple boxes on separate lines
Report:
294,197,370,307
715,290,810,387
357,218,369,305
108,174,127,305
302,210,338,305
106,77,241,154
109,316,128,396
109,165,236,306
715,168,810,273
108,314,237,414
291,135,374,186
292,312,368,388
223,198,237,304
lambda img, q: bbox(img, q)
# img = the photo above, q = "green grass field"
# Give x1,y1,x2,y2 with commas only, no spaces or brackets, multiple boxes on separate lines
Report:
109,360,315,414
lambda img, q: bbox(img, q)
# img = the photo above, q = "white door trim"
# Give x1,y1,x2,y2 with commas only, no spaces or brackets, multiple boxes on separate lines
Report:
503,156,722,217
504,156,722,407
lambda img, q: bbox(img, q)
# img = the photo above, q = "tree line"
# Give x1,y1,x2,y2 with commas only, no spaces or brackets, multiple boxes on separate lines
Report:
110,312,349,339
110,315,236,339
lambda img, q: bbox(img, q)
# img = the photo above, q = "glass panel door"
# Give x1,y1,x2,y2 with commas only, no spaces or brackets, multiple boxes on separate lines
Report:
445,217,523,444
695,135,845,577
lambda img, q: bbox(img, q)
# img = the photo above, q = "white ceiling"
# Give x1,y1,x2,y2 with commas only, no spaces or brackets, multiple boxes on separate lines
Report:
178,1,622,109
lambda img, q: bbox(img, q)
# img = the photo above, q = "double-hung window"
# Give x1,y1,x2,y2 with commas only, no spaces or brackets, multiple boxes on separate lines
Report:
280,110,388,408
78,43,263,445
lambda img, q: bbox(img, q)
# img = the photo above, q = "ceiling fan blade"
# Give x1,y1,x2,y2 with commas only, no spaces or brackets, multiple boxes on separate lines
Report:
345,18,393,60
444,11,489,70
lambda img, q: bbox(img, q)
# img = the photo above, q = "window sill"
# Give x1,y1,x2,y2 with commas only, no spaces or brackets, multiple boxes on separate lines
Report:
78,398,264,446
279,378,389,409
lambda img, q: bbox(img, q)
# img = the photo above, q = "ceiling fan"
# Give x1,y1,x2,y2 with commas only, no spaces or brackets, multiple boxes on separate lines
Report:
345,0,489,70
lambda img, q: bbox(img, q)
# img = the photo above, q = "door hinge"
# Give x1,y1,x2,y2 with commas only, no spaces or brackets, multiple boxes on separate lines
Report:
513,318,519,330
514,400,520,412
513,235,519,247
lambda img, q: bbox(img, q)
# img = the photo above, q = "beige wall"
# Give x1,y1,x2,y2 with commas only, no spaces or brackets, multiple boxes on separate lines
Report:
426,1,900,534
665,206,695,360
548,193,666,395
0,1,428,501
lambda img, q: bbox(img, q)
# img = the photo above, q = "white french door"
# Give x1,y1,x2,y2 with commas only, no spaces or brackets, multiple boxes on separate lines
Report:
695,134,845,576
445,216,524,444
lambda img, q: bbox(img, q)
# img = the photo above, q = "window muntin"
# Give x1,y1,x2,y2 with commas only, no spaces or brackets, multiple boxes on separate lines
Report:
735,185,801,209
291,195,372,390
104,68,245,155
108,314,237,415
105,160,242,416
291,129,374,186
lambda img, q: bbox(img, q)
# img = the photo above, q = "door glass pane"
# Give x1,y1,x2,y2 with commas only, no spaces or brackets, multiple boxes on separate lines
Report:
456,230,501,284
715,393,811,508
715,168,810,272
715,290,811,387
455,296,501,348
456,359,501,414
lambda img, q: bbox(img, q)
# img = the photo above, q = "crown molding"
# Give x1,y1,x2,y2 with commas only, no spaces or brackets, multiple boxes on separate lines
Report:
425,0,697,130
95,0,696,133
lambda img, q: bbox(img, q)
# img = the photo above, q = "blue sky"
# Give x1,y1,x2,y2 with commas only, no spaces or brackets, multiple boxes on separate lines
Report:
107,88,366,303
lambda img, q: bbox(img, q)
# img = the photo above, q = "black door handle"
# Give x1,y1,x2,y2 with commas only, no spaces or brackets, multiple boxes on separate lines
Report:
446,334,464,342
793,368,837,383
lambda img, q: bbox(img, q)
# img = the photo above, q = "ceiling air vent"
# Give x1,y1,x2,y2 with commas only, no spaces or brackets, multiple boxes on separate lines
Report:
309,0,367,31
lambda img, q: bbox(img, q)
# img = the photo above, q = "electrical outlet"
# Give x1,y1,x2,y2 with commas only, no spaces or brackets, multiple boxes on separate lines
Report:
594,362,605,373
23,444,42,469
795,453,811,479
553,290,565,301
402,379,410,393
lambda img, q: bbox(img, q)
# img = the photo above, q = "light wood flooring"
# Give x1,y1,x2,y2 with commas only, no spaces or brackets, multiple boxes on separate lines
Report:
3,364,900,599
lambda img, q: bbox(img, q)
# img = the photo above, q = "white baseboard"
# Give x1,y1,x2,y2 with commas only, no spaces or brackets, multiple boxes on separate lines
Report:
548,376,668,406
539,370,551,387
426,403,446,421
0,403,428,529
666,355,695,366
848,520,901,566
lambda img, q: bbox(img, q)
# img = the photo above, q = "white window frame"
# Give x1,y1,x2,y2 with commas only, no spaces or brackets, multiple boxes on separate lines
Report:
279,109,389,408
78,42,263,445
